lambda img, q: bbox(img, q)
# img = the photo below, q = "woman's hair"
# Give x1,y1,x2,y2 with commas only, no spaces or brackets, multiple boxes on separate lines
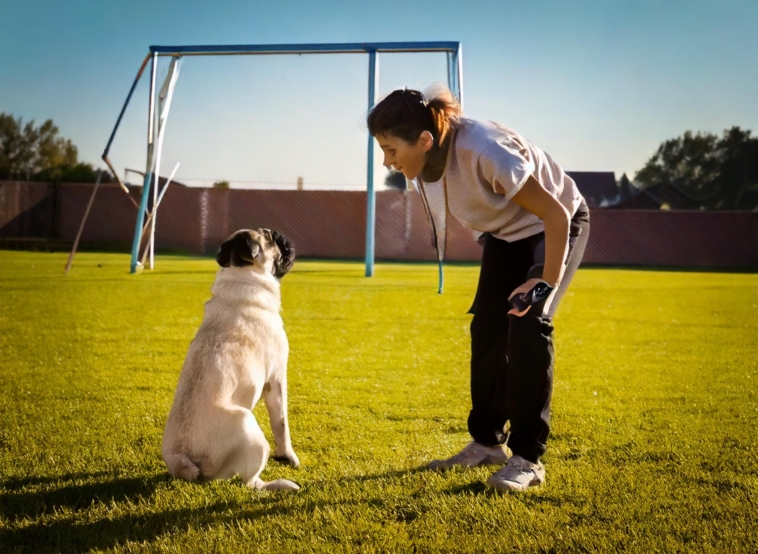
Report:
366,84,461,146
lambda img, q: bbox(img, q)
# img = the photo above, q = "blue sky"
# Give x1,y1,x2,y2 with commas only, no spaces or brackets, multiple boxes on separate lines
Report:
1,0,756,189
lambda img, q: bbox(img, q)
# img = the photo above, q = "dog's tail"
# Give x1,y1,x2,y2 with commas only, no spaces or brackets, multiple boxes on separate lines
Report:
164,453,201,481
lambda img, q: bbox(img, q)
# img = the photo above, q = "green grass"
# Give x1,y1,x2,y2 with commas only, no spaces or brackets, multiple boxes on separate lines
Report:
1,250,757,553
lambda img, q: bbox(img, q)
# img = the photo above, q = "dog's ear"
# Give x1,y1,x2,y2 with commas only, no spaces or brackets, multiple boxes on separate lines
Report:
215,234,236,267
216,231,260,267
271,230,295,278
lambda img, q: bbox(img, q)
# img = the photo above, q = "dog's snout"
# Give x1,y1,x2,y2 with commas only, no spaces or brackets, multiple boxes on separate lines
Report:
231,232,260,265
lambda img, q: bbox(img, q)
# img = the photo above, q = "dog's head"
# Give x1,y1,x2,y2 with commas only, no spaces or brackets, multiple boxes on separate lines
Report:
215,228,295,279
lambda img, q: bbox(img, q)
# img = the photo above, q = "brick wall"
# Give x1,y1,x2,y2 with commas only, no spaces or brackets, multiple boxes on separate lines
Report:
1,181,756,269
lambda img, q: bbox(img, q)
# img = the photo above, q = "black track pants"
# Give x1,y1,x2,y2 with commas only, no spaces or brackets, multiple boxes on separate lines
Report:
467,203,590,463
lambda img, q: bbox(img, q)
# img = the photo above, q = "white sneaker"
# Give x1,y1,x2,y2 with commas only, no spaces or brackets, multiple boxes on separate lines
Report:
486,455,545,491
426,441,509,470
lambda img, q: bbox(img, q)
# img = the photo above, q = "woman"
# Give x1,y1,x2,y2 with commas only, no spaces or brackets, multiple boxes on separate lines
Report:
367,87,590,492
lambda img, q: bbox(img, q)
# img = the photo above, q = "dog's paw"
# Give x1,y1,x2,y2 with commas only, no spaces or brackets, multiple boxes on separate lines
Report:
254,478,300,491
254,479,300,491
273,452,301,468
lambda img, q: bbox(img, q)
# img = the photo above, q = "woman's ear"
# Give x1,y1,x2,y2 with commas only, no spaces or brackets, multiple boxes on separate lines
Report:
420,130,434,153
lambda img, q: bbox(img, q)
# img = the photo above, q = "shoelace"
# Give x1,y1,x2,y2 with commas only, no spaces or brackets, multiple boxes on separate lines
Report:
503,431,538,474
504,456,536,477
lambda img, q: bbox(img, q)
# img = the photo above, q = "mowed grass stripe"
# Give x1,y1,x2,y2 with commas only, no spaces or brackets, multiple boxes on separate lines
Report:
0,250,756,553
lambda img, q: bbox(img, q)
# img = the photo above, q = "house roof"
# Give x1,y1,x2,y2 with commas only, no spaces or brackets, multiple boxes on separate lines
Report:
566,171,617,208
612,183,703,210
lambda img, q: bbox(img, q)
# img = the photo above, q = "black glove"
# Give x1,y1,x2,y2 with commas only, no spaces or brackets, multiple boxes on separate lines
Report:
508,280,554,315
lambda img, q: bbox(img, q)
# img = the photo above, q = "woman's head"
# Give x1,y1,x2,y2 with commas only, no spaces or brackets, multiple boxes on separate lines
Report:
367,85,460,180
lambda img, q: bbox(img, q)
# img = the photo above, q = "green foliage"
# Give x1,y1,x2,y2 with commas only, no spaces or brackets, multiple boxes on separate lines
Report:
213,180,230,189
0,252,756,552
35,162,113,184
0,112,112,182
635,127,758,209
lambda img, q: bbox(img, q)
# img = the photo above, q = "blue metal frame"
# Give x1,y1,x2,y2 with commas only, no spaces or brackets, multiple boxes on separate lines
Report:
104,42,463,278
149,42,460,56
130,52,158,274
365,49,378,277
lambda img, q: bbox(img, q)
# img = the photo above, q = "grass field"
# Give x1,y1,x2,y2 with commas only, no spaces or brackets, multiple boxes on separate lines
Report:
1,249,757,553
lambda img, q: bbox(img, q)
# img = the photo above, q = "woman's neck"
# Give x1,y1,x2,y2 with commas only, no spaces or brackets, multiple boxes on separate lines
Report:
421,134,451,183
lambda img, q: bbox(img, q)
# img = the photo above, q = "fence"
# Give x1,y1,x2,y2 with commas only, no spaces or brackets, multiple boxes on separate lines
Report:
1,181,756,269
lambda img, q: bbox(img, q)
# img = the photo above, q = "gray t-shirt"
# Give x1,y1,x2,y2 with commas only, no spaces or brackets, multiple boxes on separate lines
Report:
416,117,584,243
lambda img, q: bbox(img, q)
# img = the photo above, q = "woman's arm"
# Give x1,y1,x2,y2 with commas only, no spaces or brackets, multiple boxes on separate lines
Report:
510,174,570,288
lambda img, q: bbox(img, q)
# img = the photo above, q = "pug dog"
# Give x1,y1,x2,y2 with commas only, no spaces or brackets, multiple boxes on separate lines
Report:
162,228,300,490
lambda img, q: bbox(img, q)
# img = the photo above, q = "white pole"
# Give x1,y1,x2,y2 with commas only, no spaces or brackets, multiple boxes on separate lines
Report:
130,51,158,274
156,162,180,209
149,171,158,268
140,162,180,265
148,56,182,270
65,170,103,274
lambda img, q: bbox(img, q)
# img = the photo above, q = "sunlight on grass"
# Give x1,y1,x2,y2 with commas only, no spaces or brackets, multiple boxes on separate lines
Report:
1,250,756,552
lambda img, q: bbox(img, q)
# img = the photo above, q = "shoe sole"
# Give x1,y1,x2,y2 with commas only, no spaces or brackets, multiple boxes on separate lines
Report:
485,477,544,492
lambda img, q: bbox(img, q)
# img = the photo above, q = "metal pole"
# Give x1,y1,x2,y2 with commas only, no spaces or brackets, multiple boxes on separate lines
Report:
102,52,151,197
446,51,455,97
148,56,182,270
130,51,158,274
64,170,103,274
149,158,158,269
456,43,464,110
365,49,378,277
447,50,460,104
140,162,180,265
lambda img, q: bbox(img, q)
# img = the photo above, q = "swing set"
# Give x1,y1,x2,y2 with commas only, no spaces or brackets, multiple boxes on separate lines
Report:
68,41,464,289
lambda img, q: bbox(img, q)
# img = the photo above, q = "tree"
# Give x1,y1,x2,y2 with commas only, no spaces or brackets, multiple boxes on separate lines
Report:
634,131,721,205
719,127,758,209
36,162,112,184
635,127,758,210
0,112,112,182
35,119,77,171
213,180,230,189
0,113,28,179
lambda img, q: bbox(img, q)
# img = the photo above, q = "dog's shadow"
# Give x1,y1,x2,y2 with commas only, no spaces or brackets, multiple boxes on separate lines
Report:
1,471,170,521
1,466,498,552
0,471,300,553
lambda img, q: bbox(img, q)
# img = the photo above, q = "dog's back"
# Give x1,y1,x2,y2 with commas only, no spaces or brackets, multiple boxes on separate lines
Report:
161,228,299,490
162,268,284,479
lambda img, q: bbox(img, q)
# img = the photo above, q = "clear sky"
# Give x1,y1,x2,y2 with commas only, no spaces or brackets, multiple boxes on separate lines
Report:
1,0,756,189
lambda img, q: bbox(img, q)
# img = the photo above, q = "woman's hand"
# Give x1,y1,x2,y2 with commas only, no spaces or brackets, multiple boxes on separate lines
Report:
507,278,552,316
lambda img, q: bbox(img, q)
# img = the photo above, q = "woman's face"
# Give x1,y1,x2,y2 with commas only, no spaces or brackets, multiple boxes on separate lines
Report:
375,131,433,180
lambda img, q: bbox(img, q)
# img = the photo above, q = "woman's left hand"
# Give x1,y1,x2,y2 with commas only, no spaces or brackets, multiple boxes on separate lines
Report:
507,278,552,317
